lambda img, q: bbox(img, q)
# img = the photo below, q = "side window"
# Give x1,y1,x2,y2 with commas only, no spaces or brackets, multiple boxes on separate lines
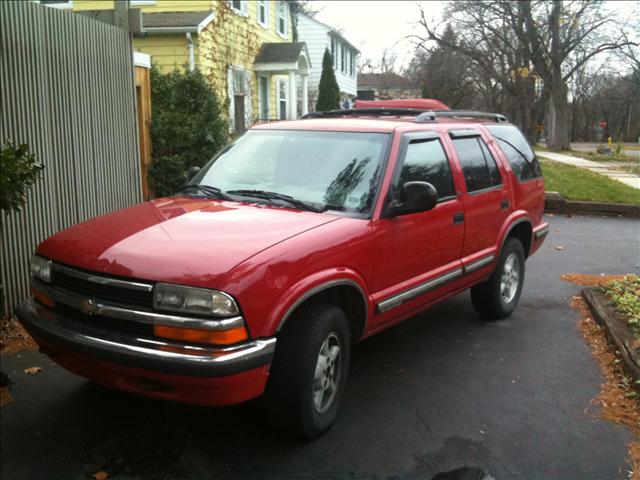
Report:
485,124,542,181
452,136,501,193
399,139,455,200
478,140,502,186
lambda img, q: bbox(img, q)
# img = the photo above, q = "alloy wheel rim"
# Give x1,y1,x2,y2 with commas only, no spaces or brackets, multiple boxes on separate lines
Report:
313,332,341,414
500,253,520,304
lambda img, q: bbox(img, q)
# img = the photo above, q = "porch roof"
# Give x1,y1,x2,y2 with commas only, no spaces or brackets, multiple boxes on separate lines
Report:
142,11,215,34
254,42,311,74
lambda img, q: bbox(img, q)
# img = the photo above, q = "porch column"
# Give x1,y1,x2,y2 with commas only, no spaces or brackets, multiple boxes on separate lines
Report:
288,70,297,119
301,74,309,115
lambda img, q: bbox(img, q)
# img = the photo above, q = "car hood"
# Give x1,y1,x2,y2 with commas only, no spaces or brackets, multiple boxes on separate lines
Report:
37,196,341,289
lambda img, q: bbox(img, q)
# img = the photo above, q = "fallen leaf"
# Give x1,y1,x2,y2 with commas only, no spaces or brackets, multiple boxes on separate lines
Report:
24,367,42,375
0,388,13,407
94,471,109,480
556,246,564,251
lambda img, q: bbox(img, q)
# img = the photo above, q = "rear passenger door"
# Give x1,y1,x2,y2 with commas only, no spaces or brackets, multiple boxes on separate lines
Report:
448,129,510,271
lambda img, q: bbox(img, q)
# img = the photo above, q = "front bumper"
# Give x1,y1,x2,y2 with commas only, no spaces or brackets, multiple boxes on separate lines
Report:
17,299,276,377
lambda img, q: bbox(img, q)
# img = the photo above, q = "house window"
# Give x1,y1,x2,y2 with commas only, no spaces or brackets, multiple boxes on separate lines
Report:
257,0,269,28
278,78,288,120
330,38,337,68
276,0,288,37
341,45,346,73
350,51,355,77
229,0,248,16
38,0,73,8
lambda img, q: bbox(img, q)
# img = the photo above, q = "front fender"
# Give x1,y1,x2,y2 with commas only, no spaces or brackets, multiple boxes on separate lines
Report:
266,268,372,336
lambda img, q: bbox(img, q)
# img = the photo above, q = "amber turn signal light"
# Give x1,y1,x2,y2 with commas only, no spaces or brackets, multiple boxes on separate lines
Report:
153,324,249,346
31,287,55,308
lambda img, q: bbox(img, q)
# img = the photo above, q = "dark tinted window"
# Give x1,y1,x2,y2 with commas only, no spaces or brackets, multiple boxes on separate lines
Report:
452,136,501,192
478,139,502,186
400,139,455,199
486,124,542,181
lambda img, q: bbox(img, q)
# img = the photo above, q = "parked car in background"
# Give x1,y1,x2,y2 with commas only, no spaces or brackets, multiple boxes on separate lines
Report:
18,101,548,439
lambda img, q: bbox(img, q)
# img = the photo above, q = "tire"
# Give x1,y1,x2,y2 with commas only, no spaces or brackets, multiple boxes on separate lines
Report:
263,303,351,439
470,237,525,320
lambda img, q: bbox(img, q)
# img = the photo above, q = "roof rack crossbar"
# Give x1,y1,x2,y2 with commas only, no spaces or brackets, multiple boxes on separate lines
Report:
301,108,508,123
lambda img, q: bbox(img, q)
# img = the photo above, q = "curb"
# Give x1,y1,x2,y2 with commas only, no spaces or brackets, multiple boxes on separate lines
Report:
582,288,640,381
545,192,640,218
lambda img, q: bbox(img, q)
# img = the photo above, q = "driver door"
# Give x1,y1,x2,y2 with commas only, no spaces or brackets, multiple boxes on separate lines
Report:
371,132,465,329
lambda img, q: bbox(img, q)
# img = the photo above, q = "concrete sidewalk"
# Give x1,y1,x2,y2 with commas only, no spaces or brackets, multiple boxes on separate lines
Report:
536,150,640,189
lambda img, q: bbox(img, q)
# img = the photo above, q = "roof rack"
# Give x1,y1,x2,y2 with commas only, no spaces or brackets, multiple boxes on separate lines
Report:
300,108,509,123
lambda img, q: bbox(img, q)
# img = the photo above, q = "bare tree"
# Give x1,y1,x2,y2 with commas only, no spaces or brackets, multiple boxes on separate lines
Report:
416,0,634,148
507,1,633,148
378,48,398,74
405,26,476,108
415,1,544,142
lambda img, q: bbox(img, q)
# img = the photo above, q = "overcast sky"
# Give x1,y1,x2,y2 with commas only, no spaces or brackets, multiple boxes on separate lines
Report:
312,0,638,74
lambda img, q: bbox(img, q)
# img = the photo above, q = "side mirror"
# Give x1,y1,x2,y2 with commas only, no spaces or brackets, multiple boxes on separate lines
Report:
186,166,201,182
387,181,438,216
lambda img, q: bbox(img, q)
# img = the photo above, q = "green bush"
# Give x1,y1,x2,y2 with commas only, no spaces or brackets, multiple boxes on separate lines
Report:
601,275,640,337
148,155,186,198
316,49,340,111
0,140,44,215
149,67,228,196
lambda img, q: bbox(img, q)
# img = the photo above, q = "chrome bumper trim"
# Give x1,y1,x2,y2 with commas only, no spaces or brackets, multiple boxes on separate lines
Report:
377,268,464,313
16,299,275,377
31,278,244,330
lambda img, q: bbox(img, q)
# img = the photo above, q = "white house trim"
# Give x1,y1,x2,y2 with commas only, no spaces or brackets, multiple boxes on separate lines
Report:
256,0,269,29
133,51,151,69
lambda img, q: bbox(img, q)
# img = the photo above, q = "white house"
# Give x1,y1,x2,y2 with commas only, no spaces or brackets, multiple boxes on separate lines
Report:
296,13,359,111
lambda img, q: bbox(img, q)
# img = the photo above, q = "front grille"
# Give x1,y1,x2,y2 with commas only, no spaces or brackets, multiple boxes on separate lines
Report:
52,268,154,310
55,303,154,338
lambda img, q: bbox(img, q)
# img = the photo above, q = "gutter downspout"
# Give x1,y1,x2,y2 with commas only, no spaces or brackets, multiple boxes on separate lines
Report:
186,32,195,72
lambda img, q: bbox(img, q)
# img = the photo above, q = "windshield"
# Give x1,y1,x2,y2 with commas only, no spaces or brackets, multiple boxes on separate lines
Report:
192,130,390,215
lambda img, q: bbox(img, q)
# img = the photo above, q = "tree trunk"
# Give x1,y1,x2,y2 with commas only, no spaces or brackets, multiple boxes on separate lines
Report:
546,79,571,149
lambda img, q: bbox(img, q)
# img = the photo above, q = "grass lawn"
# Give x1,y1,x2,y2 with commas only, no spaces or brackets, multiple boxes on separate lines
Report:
541,159,640,204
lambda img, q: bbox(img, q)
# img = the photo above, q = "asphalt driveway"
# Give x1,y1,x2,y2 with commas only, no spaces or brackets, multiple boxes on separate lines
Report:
1,214,638,480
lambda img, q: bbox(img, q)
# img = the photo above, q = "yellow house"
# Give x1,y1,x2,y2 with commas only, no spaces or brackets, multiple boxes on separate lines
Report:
49,0,311,133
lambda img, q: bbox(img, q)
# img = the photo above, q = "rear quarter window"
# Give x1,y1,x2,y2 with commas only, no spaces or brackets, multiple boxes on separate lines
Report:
486,124,542,181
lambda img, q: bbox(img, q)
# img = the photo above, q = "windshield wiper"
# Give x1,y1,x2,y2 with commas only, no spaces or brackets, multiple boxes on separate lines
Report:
226,189,322,213
180,184,233,201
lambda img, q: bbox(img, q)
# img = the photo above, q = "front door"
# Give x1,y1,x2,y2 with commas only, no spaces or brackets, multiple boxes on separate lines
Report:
372,132,465,328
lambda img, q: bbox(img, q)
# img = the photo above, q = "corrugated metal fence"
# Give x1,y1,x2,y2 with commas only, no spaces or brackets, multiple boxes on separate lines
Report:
1,1,142,314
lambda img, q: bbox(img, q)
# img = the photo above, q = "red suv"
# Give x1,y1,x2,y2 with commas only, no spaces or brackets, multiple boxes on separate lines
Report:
18,106,549,438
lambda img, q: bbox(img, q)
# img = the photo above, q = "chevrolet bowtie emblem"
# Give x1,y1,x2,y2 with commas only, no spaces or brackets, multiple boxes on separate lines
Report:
79,299,98,315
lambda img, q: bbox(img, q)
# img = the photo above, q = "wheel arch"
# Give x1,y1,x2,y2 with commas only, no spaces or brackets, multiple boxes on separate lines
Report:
500,215,533,258
276,279,369,342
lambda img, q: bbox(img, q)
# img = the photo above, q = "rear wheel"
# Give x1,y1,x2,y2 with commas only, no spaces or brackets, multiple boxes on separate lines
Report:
264,303,351,439
471,237,525,320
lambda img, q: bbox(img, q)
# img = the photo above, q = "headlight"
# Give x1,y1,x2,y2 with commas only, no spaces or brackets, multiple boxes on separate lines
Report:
30,255,52,283
153,283,239,316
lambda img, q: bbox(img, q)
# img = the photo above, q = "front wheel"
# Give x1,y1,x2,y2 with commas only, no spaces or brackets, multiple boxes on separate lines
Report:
471,237,525,320
263,303,351,439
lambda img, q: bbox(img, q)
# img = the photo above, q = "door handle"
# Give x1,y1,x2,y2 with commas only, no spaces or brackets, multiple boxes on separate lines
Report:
453,212,464,224
500,199,509,210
